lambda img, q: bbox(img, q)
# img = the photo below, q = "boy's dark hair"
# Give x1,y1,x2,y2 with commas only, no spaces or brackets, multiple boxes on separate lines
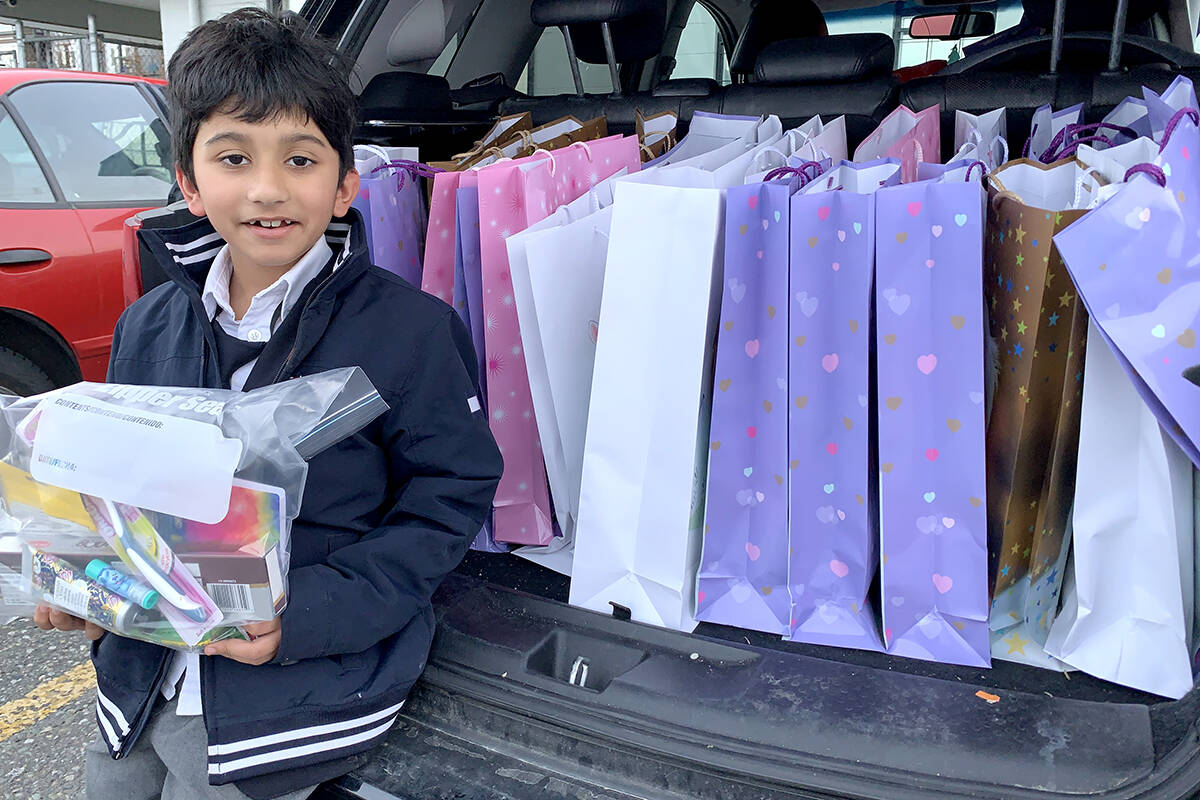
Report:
167,8,357,186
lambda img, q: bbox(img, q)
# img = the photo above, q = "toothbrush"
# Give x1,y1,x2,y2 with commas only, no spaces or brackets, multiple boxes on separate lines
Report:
81,495,211,623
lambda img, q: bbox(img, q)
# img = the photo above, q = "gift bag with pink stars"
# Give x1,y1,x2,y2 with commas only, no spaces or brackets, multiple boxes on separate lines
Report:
476,138,640,545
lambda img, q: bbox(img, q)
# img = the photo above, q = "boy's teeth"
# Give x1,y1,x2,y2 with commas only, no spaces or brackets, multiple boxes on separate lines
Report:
253,220,290,227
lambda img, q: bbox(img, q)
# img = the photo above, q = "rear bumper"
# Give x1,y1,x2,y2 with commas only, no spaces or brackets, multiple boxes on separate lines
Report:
322,573,1200,800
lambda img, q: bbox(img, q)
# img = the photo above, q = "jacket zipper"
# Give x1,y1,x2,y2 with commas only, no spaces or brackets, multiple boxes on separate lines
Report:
273,268,342,384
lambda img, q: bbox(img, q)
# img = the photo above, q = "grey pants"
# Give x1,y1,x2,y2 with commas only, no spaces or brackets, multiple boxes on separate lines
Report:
85,696,317,800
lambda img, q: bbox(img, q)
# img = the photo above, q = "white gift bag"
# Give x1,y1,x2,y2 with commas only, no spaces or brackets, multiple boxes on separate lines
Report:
1075,138,1160,184
506,174,626,572
656,116,783,177
952,108,1008,170
788,114,848,163
650,111,764,165
506,207,617,576
569,176,724,631
1044,322,1197,699
1025,103,1083,160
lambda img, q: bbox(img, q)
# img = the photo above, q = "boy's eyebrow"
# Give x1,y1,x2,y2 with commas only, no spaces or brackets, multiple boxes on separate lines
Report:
282,133,329,148
202,132,329,148
204,131,249,147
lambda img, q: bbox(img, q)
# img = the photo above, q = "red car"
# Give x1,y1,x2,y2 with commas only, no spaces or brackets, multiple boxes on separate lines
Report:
0,68,171,395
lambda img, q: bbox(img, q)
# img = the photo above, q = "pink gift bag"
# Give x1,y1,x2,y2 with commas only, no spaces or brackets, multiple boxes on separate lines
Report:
421,170,465,303
854,105,941,183
476,137,641,544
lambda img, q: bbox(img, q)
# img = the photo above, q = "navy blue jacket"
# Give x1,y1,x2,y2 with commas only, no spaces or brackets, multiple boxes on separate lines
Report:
91,210,502,798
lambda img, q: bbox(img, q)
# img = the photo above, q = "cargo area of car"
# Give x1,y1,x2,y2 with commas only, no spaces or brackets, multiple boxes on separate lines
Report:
304,0,1200,797
332,552,1200,800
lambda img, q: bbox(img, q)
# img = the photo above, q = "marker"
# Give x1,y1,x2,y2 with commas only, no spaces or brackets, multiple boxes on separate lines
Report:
85,560,159,610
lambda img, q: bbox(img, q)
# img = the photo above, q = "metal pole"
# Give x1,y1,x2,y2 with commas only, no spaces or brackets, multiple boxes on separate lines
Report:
1107,0,1130,71
87,14,100,72
1048,0,1067,73
560,26,584,97
600,21,621,96
13,20,25,68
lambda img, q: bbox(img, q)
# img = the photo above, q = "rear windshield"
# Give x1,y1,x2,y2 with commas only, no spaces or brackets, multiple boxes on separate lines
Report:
826,0,1026,68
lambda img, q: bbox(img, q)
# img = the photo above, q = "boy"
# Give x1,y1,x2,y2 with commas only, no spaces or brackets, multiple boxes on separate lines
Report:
35,9,502,799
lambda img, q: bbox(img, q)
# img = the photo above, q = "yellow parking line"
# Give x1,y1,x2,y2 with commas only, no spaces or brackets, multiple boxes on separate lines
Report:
0,661,96,743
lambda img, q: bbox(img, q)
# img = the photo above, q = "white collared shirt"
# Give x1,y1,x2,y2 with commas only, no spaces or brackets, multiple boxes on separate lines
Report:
162,235,333,716
200,236,334,391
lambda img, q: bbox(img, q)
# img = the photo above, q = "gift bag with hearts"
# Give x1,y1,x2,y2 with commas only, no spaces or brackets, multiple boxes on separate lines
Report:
785,159,901,651
1054,108,1200,468
696,178,800,636
982,158,1103,669
1145,76,1198,144
874,163,991,667
352,160,433,286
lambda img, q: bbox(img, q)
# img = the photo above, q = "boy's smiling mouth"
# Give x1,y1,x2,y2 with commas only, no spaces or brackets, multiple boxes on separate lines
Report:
244,217,300,239
247,217,297,228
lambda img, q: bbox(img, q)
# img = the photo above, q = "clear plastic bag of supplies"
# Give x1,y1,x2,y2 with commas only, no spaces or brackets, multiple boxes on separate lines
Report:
0,367,387,650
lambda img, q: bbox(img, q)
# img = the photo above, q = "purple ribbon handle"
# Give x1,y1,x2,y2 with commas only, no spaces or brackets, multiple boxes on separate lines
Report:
370,159,444,190
1037,122,1139,164
1124,163,1168,187
1056,133,1117,160
965,160,988,181
1161,108,1200,152
762,160,825,187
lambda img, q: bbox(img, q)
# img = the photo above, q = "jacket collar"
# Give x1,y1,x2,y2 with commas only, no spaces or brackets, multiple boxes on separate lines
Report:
139,206,369,303
137,207,372,389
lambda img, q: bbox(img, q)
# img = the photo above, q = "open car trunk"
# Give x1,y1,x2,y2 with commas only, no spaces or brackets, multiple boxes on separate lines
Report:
318,553,1200,800
292,2,1200,797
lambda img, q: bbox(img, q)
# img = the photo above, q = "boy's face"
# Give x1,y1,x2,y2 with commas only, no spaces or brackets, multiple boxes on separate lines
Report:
178,107,359,275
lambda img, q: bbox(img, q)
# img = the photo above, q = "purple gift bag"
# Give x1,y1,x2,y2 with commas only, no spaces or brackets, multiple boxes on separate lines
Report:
786,159,900,651
452,184,506,553
1055,109,1200,468
697,180,795,635
874,166,991,668
352,160,433,286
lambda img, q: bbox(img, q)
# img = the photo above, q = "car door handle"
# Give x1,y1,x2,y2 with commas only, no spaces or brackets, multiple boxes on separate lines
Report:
0,249,52,266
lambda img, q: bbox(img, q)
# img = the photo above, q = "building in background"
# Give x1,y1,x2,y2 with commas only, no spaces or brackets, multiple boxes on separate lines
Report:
0,0,305,78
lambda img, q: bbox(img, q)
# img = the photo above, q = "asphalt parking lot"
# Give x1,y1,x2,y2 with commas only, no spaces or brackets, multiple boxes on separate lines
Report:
0,618,96,800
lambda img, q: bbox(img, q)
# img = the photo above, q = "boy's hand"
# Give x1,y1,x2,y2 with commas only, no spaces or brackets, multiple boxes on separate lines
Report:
33,604,105,641
204,618,281,665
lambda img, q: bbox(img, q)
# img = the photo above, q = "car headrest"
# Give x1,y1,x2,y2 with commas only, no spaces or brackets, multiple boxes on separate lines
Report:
1020,0,1166,32
729,0,828,76
755,34,894,85
532,0,666,64
386,0,447,65
359,71,451,118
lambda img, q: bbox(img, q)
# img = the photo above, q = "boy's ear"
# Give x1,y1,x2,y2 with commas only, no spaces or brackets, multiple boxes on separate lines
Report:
176,166,207,218
333,168,361,218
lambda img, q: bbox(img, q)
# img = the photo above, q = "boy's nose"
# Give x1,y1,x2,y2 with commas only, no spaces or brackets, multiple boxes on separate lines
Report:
246,166,290,204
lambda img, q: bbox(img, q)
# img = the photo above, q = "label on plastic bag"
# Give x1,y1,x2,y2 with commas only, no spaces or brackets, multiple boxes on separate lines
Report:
29,393,242,524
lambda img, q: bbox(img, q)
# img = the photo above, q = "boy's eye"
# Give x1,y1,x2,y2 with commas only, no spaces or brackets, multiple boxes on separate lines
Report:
220,154,248,166
288,156,314,167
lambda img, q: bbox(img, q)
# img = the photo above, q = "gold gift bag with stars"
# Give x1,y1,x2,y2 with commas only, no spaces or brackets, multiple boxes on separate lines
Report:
982,158,1104,666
